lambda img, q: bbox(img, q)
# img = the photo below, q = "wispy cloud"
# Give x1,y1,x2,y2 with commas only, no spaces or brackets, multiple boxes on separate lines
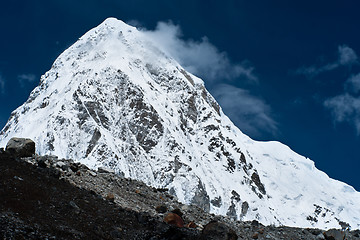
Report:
0,75,5,95
324,73,360,134
141,21,257,83
338,45,358,66
324,94,360,134
18,73,36,88
296,45,358,78
212,84,278,138
139,21,277,138
344,73,360,94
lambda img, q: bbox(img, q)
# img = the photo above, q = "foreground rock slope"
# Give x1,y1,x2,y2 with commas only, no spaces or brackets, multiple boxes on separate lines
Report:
1,18,360,229
1,148,359,239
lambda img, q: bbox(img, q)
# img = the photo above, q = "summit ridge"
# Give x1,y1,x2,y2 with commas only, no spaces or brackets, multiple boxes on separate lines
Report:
1,17,359,230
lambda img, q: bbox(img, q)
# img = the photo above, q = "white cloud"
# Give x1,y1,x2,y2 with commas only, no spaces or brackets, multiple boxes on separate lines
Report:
140,21,277,138
296,45,358,78
0,75,5,94
18,73,36,88
338,45,358,66
324,94,360,134
295,63,337,78
141,21,257,83
344,73,360,94
126,19,143,28
325,72,360,134
211,84,278,138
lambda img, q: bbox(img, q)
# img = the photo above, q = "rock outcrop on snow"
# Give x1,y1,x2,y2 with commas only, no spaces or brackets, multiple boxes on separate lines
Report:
1,18,360,229
1,139,359,239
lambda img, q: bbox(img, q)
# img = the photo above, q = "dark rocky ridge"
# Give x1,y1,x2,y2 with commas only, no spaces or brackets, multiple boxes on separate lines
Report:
1,144,359,239
2,18,359,229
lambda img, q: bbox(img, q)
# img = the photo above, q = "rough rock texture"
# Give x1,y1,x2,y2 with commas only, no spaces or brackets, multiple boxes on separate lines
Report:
5,137,35,158
1,151,359,239
1,18,360,229
323,229,346,240
201,221,238,240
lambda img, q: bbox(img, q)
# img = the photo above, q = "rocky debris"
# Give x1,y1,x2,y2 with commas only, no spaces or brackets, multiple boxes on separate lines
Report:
186,221,197,228
2,18,360,230
156,205,168,213
37,158,47,168
252,231,259,239
105,192,115,202
98,166,115,174
5,137,35,157
323,229,346,240
201,221,238,240
88,170,97,177
69,201,81,214
1,146,360,239
0,152,199,240
55,161,68,171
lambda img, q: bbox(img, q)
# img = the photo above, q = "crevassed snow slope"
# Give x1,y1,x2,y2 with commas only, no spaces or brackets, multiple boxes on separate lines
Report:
1,17,359,230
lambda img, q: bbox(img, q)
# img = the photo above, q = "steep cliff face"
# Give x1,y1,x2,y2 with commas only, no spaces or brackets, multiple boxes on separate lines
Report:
1,18,359,229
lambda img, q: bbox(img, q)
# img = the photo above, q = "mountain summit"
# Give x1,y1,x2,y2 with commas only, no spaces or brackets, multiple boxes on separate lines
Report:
1,17,359,229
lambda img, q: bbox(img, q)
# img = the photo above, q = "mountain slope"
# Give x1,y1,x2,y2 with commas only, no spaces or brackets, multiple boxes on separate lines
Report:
1,17,359,229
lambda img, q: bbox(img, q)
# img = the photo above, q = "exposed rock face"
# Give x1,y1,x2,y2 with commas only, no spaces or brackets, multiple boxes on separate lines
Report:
2,149,360,239
0,18,360,229
5,137,35,157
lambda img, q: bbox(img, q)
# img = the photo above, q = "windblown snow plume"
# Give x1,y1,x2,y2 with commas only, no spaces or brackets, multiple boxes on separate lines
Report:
1,18,359,230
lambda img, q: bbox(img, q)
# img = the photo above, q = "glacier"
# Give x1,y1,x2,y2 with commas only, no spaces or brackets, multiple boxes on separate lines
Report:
1,17,359,230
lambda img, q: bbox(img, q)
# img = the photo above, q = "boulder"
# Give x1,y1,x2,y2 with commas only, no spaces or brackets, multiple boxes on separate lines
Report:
105,193,115,202
5,137,35,157
55,161,69,171
323,229,345,240
164,213,184,228
37,159,47,168
98,166,115,174
201,221,238,240
155,205,168,213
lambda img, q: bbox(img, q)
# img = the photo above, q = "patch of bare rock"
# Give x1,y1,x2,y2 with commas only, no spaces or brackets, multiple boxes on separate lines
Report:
1,138,359,239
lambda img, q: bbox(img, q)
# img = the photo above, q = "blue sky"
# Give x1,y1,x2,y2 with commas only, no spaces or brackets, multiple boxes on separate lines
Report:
1,0,360,190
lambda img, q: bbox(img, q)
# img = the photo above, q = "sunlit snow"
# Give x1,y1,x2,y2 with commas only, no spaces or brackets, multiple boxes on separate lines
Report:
1,17,359,230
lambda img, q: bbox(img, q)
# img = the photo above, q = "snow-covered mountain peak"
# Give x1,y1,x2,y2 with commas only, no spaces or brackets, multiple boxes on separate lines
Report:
1,18,359,230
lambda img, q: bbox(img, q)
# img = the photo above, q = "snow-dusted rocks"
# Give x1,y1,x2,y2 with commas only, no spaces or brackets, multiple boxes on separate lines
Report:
0,17,359,229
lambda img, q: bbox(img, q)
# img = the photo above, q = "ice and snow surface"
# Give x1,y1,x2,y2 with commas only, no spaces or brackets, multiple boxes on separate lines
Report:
1,18,359,229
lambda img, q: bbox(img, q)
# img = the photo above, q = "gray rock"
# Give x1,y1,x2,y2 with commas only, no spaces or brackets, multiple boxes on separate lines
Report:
323,229,345,240
316,233,325,239
191,180,210,212
5,138,35,157
37,159,47,168
55,161,69,171
13,176,24,181
69,163,80,172
98,166,115,174
155,205,167,213
241,201,249,218
211,196,222,208
200,221,237,240
226,202,237,220
69,201,80,214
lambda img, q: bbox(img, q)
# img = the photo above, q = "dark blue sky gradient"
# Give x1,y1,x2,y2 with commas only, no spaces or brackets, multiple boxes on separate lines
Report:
1,0,359,190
